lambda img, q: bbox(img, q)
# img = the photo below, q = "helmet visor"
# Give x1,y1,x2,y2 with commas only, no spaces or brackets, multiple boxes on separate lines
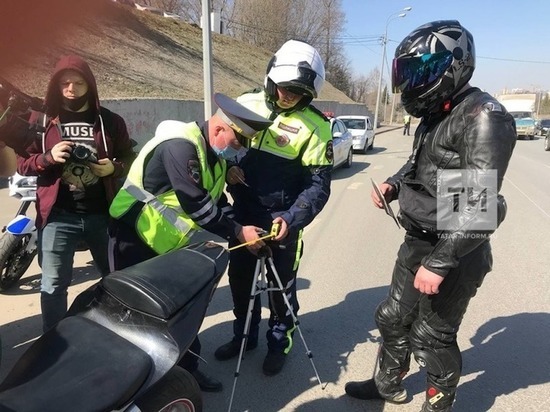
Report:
269,64,318,98
392,51,453,94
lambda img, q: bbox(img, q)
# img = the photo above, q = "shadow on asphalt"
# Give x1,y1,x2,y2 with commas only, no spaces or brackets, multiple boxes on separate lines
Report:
200,285,391,412
454,312,550,411
331,160,370,180
0,261,101,296
201,284,550,411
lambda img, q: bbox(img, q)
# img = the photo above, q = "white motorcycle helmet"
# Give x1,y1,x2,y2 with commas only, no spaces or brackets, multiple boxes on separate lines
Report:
264,40,325,110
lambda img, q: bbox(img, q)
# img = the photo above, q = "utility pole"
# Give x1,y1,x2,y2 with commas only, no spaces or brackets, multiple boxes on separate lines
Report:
202,0,213,120
373,7,412,132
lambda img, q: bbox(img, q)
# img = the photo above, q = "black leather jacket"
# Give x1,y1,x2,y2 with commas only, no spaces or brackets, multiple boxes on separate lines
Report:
386,87,517,276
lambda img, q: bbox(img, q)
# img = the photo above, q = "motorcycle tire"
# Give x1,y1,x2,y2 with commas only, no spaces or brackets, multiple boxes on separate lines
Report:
134,366,203,412
0,232,37,291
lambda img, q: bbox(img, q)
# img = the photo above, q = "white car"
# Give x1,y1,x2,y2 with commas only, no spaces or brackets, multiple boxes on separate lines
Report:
329,117,354,169
337,115,375,154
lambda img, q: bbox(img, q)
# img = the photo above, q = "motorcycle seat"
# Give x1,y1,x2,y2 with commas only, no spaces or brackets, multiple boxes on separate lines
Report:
0,316,152,412
102,246,221,319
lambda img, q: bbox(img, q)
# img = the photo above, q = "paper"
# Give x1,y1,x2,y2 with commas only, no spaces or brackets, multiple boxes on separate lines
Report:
370,178,401,229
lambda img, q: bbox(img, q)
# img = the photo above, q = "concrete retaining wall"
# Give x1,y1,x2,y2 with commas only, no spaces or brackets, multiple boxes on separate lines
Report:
103,98,370,149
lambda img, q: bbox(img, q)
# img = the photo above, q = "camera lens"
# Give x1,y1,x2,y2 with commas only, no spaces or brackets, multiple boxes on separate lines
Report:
72,145,91,161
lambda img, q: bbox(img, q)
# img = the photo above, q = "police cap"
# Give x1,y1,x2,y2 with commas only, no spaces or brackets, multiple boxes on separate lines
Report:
214,93,272,139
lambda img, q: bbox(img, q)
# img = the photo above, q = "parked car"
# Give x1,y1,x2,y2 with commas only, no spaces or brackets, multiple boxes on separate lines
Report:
328,117,354,169
536,119,550,136
514,117,536,140
337,115,375,153
545,130,550,151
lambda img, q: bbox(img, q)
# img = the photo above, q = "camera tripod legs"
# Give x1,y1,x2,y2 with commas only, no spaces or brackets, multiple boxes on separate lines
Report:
227,250,325,412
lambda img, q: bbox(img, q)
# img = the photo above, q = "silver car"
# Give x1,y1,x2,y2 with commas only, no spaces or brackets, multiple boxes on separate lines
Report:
338,115,375,154
329,117,354,169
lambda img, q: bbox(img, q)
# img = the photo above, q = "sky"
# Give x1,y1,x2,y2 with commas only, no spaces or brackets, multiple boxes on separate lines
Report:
341,0,550,96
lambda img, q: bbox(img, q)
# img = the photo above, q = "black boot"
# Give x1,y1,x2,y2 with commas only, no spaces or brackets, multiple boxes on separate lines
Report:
189,369,223,392
346,344,409,403
345,377,407,403
262,349,287,376
420,383,456,411
214,338,257,361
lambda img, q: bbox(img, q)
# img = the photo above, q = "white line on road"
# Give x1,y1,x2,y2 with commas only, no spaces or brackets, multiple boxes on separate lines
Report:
504,176,550,220
347,182,364,190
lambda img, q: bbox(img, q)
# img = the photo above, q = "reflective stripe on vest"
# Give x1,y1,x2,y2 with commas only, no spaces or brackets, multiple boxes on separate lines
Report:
236,91,332,166
109,122,226,254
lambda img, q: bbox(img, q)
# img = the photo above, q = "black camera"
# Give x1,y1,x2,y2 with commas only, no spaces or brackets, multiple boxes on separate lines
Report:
71,145,98,164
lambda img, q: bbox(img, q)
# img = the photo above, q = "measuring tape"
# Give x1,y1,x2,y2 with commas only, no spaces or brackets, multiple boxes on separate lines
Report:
228,223,281,251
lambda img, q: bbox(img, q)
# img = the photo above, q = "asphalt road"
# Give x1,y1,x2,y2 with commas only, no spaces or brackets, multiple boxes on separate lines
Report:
0,127,548,411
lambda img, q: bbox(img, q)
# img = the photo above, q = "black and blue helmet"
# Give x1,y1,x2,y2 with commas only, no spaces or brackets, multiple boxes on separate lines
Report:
392,20,476,118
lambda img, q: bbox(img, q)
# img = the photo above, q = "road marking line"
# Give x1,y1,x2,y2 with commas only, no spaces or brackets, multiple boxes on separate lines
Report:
504,176,550,220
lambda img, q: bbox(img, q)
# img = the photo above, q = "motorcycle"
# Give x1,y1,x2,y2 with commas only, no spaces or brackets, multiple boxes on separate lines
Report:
0,75,46,291
0,236,228,412
0,173,38,291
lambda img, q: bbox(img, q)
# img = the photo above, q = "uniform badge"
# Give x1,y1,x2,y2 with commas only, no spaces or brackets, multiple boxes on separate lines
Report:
187,160,201,184
325,141,334,163
275,134,290,147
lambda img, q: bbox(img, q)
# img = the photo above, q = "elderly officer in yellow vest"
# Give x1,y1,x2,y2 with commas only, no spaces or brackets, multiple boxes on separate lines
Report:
108,93,272,392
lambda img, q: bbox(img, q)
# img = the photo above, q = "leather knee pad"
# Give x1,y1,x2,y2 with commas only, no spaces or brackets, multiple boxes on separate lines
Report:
411,322,462,388
375,298,399,333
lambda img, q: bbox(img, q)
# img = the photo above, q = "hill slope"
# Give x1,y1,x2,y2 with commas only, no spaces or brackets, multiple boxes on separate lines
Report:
7,3,354,103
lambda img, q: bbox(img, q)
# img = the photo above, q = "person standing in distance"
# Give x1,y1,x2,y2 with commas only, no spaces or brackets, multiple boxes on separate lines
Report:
16,55,134,333
403,113,411,135
345,21,516,411
214,40,333,376
108,93,273,392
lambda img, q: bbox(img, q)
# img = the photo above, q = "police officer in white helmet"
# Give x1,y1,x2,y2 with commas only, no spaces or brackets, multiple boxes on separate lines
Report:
214,40,333,376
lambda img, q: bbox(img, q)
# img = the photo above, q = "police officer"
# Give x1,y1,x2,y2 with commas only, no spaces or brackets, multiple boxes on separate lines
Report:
345,21,517,411
108,93,273,392
214,40,333,376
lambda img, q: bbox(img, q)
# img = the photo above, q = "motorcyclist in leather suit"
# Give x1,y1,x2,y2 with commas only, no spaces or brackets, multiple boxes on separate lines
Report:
345,20,517,411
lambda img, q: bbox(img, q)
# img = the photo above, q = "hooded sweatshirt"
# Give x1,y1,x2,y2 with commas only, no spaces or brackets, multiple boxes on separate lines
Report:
17,55,134,228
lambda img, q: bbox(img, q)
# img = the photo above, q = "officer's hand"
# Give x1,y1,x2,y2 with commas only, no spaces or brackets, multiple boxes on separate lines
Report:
88,158,115,177
371,182,395,209
226,166,247,186
271,217,288,241
414,265,444,295
50,141,74,164
238,225,265,251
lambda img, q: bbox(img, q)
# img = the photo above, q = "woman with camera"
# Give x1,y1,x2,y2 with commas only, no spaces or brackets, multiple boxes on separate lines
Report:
15,54,135,332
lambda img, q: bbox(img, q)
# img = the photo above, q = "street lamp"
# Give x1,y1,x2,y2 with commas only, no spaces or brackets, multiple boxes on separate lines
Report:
373,7,412,132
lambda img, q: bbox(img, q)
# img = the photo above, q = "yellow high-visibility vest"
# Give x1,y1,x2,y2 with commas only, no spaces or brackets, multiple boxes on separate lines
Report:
109,122,226,254
236,91,332,166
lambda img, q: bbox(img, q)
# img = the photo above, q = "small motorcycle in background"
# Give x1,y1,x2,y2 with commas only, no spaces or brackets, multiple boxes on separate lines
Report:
0,173,38,291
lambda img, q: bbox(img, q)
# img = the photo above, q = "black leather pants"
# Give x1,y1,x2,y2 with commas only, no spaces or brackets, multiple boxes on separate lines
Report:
375,234,493,408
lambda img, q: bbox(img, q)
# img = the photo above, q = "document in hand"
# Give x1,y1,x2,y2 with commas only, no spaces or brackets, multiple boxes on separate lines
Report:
370,178,401,229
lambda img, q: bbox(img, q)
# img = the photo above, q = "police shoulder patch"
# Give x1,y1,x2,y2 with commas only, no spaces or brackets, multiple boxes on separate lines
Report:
187,159,201,184
325,141,334,163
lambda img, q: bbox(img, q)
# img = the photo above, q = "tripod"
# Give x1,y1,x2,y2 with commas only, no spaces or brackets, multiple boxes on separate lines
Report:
227,245,325,411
